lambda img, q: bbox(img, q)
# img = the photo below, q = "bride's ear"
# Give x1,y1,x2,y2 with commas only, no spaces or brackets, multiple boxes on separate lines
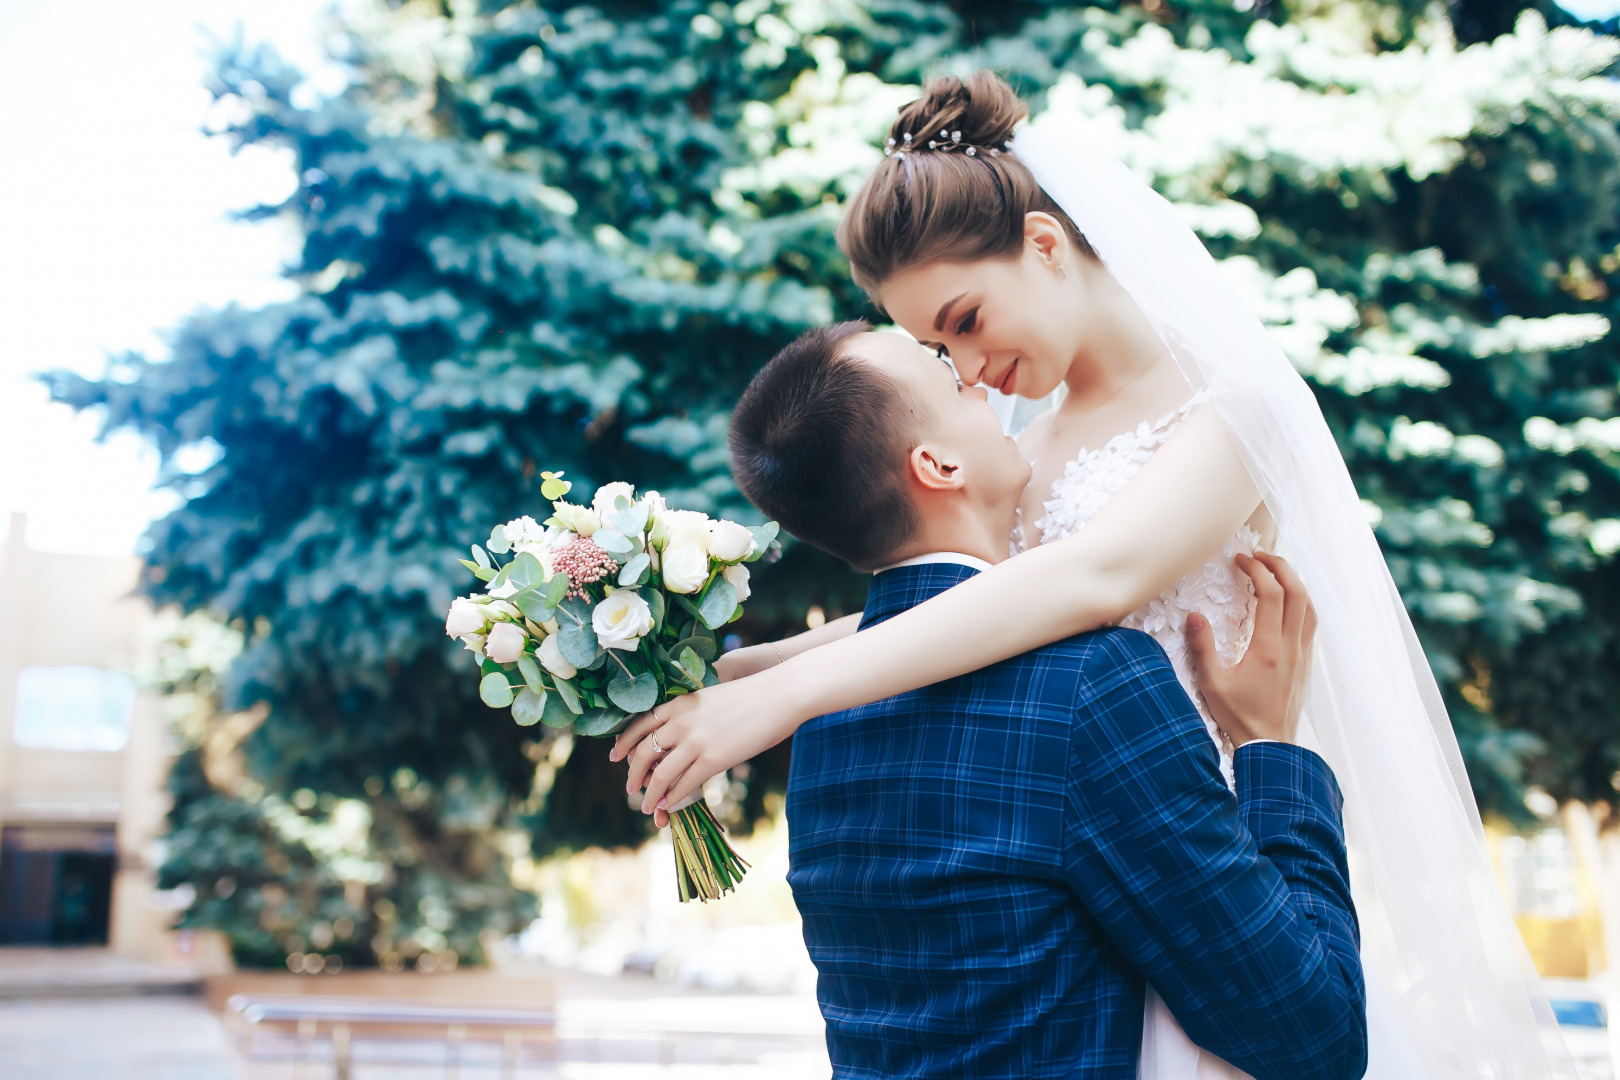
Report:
1023,212,1069,270
908,443,964,493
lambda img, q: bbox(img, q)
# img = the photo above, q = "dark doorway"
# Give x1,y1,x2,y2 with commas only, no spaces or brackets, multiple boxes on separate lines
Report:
0,828,116,945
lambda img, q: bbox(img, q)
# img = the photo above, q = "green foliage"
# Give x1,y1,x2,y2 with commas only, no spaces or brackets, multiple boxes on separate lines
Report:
49,0,1620,963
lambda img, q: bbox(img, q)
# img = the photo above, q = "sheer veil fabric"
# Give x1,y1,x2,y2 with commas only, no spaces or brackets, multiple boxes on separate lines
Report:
1011,112,1571,1078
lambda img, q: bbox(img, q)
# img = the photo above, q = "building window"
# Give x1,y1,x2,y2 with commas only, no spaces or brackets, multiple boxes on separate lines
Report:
13,667,136,752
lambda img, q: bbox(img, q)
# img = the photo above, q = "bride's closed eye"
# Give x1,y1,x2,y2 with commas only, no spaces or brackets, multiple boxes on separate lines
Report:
953,309,979,336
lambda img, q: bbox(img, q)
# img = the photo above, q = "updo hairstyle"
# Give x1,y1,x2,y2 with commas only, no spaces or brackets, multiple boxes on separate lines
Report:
836,71,1096,298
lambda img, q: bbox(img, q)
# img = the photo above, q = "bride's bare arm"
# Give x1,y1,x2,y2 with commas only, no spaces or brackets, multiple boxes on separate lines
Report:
616,406,1261,813
712,614,861,681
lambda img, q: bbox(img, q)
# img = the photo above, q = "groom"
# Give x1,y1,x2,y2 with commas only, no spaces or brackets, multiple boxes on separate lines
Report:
721,323,1367,1080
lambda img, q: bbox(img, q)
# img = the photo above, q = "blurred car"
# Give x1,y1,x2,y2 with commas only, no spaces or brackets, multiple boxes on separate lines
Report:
1544,978,1617,1080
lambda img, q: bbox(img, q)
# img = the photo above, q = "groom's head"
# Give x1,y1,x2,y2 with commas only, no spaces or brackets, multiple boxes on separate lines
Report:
730,322,1030,571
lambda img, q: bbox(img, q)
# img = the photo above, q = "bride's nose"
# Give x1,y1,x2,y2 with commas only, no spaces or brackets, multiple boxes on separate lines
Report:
952,349,988,385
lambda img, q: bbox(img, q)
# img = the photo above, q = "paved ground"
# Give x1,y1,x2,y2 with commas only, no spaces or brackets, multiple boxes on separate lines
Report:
0,946,201,999
0,950,829,1080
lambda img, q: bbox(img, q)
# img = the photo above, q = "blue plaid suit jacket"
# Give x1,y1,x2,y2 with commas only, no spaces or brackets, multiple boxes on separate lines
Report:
787,563,1365,1080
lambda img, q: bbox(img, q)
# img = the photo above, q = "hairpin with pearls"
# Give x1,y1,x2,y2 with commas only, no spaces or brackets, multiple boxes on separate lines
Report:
884,129,1004,159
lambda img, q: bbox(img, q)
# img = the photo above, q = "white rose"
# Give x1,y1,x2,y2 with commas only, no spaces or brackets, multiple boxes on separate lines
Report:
485,621,528,664
445,597,487,637
536,633,577,680
552,502,600,537
592,591,654,651
503,515,546,547
722,563,751,602
663,510,713,552
591,482,638,520
708,520,754,563
483,599,521,620
486,578,518,599
662,543,710,594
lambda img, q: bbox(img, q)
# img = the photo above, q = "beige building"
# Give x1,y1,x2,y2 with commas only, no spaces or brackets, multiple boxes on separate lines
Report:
0,512,172,958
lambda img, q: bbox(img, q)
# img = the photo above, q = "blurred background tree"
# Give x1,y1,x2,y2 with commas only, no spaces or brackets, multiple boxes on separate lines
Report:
51,0,1619,965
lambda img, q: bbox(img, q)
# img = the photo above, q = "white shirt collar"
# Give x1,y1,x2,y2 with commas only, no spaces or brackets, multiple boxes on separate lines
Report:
874,551,994,575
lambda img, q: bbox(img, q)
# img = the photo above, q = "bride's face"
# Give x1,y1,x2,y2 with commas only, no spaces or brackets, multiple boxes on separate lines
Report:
876,230,1083,401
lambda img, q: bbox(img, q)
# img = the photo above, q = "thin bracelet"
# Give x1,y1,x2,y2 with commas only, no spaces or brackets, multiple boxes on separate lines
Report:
771,642,785,666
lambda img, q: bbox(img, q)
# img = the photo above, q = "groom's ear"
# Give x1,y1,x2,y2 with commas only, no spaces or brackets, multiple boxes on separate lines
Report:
908,443,965,493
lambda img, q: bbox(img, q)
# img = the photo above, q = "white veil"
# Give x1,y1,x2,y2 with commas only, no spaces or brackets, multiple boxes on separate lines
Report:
1012,112,1572,1078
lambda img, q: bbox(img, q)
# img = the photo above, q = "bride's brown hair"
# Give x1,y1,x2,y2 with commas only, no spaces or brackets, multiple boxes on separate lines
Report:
836,71,1096,297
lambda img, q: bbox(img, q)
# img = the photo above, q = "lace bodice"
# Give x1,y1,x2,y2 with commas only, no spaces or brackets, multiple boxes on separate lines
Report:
1013,395,1260,786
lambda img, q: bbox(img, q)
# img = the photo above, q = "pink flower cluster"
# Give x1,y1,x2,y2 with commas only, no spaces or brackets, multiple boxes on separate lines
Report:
551,537,618,599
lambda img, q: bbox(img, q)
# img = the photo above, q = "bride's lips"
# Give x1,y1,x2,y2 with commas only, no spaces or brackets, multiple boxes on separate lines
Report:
992,359,1018,396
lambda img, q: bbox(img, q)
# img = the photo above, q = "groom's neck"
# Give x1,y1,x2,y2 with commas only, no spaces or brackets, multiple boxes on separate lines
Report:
884,503,1011,568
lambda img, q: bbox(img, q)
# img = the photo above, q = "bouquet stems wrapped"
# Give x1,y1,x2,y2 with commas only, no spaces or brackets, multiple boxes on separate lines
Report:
445,472,777,902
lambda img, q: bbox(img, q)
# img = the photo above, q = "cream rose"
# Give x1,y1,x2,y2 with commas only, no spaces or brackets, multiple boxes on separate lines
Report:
662,543,710,594
552,502,600,537
445,597,486,637
591,482,638,520
708,520,754,563
722,563,751,602
536,634,577,680
482,598,521,620
592,590,654,651
485,621,528,664
662,510,713,552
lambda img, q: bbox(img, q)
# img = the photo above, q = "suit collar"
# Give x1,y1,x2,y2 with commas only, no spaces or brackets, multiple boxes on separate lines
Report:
860,562,982,629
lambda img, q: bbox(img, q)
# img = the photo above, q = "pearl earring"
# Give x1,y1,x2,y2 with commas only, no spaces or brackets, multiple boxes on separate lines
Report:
1057,263,1068,281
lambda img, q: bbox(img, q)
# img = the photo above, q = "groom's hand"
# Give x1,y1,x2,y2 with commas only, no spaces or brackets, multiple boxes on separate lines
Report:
1187,552,1317,746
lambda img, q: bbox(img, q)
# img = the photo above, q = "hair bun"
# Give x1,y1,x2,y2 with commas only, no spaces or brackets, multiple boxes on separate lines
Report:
888,71,1026,151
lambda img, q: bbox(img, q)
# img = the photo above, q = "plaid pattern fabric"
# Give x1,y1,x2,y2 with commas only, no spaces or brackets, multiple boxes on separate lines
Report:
787,563,1366,1080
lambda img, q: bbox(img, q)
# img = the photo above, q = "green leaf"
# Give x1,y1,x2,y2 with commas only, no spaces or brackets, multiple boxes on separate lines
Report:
541,690,575,729
702,667,720,688
550,675,583,715
646,590,666,633
698,579,738,630
486,526,511,556
608,503,649,536
540,473,570,500
479,672,514,708
575,706,629,738
607,670,659,713
472,544,492,568
618,552,650,587
745,523,779,562
458,559,498,582
512,688,546,726
543,573,568,608
507,551,543,588
516,654,543,693
674,634,717,663
672,593,704,622
558,618,599,668
677,645,706,685
595,529,635,557
513,587,555,622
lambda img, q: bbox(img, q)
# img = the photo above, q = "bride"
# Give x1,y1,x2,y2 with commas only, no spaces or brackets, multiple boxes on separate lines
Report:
614,71,1568,1078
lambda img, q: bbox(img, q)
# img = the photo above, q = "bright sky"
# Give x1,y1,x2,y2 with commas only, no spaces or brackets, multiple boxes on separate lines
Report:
0,0,344,557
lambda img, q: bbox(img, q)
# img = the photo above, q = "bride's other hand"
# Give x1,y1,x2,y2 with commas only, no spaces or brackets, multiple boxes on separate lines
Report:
1187,552,1317,746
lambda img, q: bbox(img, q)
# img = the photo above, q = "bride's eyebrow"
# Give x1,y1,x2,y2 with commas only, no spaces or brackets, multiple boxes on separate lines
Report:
933,292,968,332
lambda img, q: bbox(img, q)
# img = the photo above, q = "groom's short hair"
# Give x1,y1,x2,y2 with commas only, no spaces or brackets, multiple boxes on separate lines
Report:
730,321,921,571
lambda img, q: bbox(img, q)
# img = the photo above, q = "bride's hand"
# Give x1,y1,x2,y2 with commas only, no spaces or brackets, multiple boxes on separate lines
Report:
609,673,802,818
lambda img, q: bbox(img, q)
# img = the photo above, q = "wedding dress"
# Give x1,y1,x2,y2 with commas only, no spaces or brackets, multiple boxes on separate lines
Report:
1005,106,1572,1078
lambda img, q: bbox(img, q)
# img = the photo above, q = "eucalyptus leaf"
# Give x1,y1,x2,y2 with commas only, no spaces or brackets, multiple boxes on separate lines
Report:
575,706,629,738
472,544,492,568
618,552,650,587
507,551,543,588
745,523,779,562
516,654,544,693
698,579,738,630
513,587,555,622
543,573,568,608
595,529,635,556
677,646,706,685
486,526,511,555
512,688,546,726
674,634,717,663
479,672,514,708
609,503,649,536
607,670,659,713
550,675,583,715
541,691,575,729
539,474,569,501
458,559,497,582
645,590,666,633
558,619,599,668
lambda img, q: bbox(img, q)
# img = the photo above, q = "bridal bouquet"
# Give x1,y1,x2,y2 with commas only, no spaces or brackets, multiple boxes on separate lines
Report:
444,471,777,902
